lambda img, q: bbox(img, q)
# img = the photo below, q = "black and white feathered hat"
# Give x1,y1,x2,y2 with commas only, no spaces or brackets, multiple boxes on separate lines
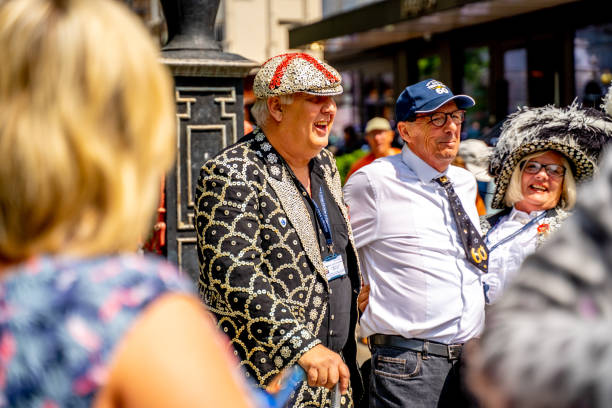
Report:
489,103,612,209
604,84,612,117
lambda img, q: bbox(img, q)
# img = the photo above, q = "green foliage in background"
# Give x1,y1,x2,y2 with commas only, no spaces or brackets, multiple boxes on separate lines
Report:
335,149,368,185
464,47,490,119
418,56,441,80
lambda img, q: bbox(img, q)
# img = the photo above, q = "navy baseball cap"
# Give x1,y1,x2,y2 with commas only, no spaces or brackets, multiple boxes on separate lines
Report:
395,79,475,122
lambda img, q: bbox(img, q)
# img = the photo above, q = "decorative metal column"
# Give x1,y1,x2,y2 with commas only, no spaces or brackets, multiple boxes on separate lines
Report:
161,0,257,280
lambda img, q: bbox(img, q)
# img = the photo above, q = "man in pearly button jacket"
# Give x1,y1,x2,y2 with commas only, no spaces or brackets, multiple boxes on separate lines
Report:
196,52,363,408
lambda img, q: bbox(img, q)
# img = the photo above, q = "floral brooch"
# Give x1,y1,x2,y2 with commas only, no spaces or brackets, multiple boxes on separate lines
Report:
537,223,550,235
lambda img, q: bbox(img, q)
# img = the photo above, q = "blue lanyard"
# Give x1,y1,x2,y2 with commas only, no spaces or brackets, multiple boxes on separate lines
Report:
485,210,548,253
311,185,334,252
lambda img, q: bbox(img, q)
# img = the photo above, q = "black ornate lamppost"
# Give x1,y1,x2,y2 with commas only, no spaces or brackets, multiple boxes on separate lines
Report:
160,0,257,279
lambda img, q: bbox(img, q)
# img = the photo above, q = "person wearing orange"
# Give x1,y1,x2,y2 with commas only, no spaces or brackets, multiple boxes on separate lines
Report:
345,117,400,180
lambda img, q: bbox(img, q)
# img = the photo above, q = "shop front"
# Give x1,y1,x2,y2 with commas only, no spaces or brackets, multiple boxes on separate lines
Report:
289,0,612,141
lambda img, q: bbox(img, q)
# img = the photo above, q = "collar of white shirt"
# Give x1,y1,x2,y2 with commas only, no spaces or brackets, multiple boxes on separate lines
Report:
401,145,448,184
508,207,546,224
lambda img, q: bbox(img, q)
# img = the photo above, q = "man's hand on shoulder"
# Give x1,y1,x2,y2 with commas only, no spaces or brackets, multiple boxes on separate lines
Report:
297,344,350,394
358,284,370,313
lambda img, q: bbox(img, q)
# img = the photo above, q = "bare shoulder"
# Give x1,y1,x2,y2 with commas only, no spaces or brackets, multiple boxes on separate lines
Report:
95,294,253,408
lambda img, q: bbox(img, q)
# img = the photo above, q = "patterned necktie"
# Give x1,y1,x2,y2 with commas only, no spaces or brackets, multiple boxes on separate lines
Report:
434,175,488,273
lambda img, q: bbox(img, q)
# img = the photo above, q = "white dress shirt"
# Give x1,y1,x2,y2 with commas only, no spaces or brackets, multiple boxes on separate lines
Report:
482,208,544,304
343,146,485,344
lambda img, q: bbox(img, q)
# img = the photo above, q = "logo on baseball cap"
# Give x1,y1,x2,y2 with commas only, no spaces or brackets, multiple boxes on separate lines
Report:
395,79,475,122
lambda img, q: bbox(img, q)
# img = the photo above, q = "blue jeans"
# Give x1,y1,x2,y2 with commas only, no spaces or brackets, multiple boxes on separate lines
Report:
369,344,471,408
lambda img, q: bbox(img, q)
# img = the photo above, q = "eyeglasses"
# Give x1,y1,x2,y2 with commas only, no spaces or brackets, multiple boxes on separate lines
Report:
520,161,566,178
412,110,465,127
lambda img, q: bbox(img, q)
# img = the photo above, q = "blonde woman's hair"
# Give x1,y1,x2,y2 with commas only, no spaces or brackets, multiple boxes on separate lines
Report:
251,94,295,127
503,151,576,210
0,0,176,262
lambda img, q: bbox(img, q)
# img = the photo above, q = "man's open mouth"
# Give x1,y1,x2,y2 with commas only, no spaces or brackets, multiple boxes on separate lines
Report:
314,121,329,132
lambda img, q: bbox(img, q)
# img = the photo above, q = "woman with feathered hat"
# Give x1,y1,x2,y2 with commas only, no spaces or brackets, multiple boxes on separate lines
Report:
466,86,612,408
480,104,612,304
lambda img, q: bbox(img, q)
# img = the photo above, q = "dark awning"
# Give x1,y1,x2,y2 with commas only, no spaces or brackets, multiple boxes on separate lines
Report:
289,0,579,58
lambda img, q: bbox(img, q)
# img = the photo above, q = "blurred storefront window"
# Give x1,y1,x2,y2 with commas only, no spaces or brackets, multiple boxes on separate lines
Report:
462,46,489,140
575,23,612,108
504,48,527,114
330,60,394,132
331,71,361,154
363,71,395,126
329,67,395,153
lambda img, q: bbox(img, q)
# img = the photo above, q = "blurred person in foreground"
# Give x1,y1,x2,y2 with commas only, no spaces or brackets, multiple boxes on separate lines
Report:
480,104,612,304
196,52,363,407
0,0,256,407
345,117,401,181
344,79,484,407
467,92,612,408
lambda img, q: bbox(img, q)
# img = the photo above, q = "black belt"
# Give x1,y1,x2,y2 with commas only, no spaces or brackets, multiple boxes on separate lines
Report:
369,334,463,360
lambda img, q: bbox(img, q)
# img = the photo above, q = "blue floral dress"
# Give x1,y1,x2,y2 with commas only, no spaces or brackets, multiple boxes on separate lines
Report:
0,254,195,408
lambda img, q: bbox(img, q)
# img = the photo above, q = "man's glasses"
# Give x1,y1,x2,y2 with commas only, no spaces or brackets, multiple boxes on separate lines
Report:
412,110,465,127
520,161,566,178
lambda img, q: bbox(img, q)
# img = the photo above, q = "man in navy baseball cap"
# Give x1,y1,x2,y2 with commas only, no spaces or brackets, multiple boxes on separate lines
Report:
393,78,475,172
395,78,475,123
343,78,481,408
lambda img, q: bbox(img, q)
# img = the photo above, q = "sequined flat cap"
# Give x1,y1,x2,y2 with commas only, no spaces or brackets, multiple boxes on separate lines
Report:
254,52,343,98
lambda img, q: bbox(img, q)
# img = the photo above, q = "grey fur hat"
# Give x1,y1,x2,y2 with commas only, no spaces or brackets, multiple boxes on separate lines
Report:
489,103,612,209
604,84,612,117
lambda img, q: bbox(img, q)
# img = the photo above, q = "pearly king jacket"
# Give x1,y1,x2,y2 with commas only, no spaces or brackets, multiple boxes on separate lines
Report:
195,128,363,407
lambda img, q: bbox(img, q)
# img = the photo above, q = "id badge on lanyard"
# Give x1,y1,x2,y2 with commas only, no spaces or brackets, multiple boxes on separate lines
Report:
324,254,346,281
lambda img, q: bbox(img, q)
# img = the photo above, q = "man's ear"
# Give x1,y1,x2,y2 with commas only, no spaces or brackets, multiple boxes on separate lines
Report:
397,121,410,142
267,97,283,122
